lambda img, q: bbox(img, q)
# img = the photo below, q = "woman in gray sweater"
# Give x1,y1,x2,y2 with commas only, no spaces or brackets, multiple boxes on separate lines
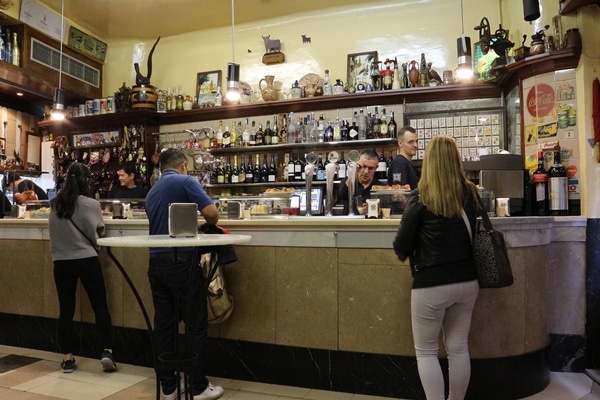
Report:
49,163,116,373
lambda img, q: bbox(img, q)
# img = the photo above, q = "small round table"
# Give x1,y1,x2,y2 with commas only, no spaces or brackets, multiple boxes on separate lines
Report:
97,234,252,400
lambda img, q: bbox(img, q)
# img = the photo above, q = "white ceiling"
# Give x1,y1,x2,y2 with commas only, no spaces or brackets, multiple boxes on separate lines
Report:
36,0,385,40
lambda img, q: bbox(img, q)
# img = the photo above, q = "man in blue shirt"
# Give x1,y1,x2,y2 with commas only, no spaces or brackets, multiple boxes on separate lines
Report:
387,126,419,189
145,148,222,400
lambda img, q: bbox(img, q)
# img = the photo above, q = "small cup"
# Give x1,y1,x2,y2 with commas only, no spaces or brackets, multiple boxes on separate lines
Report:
381,208,391,219
496,198,510,217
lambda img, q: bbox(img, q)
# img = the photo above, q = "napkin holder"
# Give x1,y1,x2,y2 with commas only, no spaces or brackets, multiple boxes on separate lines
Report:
168,203,198,237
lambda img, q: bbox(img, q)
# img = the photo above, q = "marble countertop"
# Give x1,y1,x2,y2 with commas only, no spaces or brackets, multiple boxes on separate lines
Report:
97,234,252,248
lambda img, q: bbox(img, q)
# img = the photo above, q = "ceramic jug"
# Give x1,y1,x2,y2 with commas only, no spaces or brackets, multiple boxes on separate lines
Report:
408,60,419,88
259,75,278,101
333,79,345,94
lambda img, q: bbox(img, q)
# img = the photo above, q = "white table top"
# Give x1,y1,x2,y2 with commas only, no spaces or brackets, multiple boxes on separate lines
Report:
97,234,252,248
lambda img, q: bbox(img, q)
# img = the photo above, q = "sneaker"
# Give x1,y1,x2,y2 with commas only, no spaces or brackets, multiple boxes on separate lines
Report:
193,383,224,400
61,358,76,373
101,350,117,372
163,382,186,400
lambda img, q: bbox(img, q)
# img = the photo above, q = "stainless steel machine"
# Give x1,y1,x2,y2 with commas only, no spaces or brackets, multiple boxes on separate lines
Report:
478,154,524,215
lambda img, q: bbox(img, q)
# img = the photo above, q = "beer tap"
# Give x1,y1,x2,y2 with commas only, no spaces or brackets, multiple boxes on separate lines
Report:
346,161,358,216
325,162,339,216
304,152,317,216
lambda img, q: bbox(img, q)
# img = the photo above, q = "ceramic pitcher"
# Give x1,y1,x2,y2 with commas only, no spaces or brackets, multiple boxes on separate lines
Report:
259,75,278,101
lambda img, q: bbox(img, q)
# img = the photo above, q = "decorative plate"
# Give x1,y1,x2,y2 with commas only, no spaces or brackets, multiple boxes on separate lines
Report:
299,73,324,88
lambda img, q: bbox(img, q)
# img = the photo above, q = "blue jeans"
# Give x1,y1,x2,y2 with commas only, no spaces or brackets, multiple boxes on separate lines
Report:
411,280,479,400
149,251,208,396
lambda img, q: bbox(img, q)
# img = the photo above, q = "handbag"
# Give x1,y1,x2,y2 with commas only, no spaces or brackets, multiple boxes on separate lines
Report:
461,208,513,288
200,252,234,324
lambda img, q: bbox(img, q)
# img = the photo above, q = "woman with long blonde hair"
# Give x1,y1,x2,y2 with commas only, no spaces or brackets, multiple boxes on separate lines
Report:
394,136,480,400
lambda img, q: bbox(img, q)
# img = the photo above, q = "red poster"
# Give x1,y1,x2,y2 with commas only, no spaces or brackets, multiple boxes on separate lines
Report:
526,83,555,118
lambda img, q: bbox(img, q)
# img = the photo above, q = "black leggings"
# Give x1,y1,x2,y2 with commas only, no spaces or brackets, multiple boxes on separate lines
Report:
53,257,113,355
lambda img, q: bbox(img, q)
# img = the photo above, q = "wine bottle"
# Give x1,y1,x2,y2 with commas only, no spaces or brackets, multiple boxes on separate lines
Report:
548,144,568,216
271,115,279,145
337,151,347,180
223,156,231,183
388,110,398,139
261,154,269,183
377,149,387,181
246,155,254,182
532,150,549,216
253,154,261,183
288,153,295,182
216,163,224,184
231,155,239,184
268,154,276,182
294,153,302,181
239,154,247,183
216,120,224,148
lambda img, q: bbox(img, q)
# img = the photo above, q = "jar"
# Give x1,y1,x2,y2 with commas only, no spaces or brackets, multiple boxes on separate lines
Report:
564,28,582,50
290,80,302,98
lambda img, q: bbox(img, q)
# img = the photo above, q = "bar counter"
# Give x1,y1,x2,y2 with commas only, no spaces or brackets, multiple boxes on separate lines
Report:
0,216,587,399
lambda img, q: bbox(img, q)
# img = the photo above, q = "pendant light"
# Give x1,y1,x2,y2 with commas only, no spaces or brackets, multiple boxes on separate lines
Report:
455,0,473,82
51,0,66,120
225,0,241,102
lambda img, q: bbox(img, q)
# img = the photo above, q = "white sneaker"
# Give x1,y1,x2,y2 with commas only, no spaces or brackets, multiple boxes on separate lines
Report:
193,383,224,400
162,382,186,400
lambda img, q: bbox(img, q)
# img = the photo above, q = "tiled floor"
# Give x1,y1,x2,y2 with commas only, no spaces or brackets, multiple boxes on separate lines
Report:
0,344,598,400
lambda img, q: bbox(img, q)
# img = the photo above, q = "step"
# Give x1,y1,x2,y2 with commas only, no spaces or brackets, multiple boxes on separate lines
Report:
585,369,600,394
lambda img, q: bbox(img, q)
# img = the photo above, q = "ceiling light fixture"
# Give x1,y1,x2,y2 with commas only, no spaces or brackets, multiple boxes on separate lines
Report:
51,0,66,120
456,0,473,82
226,0,240,103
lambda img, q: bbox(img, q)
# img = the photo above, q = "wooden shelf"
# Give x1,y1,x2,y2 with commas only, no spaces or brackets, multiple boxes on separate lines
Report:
560,0,600,14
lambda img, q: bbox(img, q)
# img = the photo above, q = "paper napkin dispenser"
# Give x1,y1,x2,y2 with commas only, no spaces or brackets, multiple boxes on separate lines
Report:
168,203,198,237
227,201,243,219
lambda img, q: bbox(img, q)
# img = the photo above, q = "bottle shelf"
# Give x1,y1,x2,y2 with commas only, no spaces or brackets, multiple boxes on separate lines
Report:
206,138,397,155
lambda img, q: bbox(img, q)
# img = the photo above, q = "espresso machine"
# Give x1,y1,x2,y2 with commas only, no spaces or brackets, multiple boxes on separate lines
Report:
478,154,524,215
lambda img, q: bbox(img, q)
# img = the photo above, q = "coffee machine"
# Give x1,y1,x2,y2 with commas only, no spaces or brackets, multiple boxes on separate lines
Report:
478,154,524,215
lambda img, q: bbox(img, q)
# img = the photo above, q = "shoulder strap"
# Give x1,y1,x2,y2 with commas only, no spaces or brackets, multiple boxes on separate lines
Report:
461,210,473,243
69,217,98,253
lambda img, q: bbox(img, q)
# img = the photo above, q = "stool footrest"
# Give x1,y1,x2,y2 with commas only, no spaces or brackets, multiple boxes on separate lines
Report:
158,352,198,370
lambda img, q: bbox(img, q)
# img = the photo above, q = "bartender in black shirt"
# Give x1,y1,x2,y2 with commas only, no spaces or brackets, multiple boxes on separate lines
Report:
108,162,148,199
337,149,379,215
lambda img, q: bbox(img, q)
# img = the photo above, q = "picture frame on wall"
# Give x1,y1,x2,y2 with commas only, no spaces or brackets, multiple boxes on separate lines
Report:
347,51,378,88
196,70,222,107
68,26,108,62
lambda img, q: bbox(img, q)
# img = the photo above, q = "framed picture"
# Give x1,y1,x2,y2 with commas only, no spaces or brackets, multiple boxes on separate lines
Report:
347,51,377,87
72,131,120,148
196,70,222,106
68,26,108,62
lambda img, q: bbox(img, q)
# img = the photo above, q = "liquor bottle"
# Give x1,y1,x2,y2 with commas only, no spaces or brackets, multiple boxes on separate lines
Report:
317,113,325,142
268,154,276,182
372,107,381,137
242,118,250,147
357,109,367,140
323,69,333,95
379,108,389,138
532,150,549,216
236,121,243,147
246,155,254,182
341,119,349,141
287,113,296,144
229,120,237,148
231,155,240,184
202,129,211,149
548,144,568,216
316,153,325,181
239,154,247,183
306,114,318,143
249,121,257,146
264,120,272,145
366,111,374,140
216,120,224,148
350,112,359,140
288,153,296,182
176,86,184,111
295,116,304,144
333,115,341,141
261,154,269,183
388,110,398,138
377,149,387,181
271,115,279,145
337,151,347,180
324,121,334,142
382,60,394,90
5,27,11,65
294,153,303,181
222,125,231,148
253,154,261,183
0,25,4,62
11,31,19,67
255,123,264,146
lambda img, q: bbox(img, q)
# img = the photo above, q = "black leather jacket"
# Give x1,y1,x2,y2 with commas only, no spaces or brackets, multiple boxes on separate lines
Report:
393,188,478,275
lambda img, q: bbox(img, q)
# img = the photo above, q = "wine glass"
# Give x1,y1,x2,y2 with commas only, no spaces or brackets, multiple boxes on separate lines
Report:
281,87,291,100
252,86,261,103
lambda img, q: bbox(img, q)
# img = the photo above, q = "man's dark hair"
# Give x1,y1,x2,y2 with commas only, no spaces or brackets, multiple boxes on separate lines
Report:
119,162,137,176
360,149,379,161
159,148,187,171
